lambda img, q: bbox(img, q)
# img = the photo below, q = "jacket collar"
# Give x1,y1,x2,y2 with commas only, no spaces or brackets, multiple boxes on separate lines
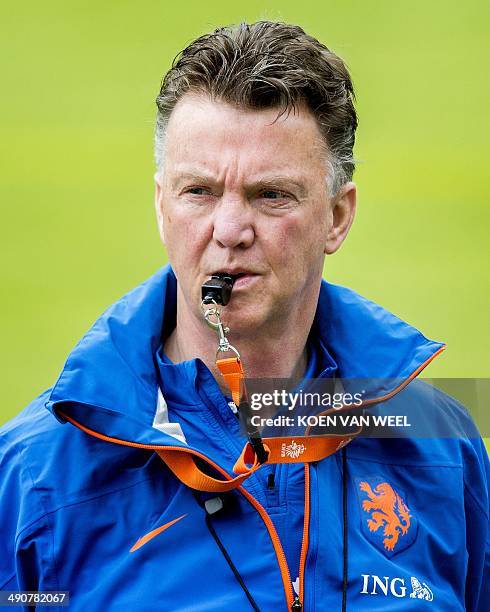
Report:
46,265,444,446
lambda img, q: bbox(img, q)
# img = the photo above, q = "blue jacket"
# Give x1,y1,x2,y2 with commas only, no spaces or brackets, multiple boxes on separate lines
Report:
1,266,488,611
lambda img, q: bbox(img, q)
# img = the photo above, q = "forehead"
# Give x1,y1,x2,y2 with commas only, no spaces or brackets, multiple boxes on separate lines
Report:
164,93,327,178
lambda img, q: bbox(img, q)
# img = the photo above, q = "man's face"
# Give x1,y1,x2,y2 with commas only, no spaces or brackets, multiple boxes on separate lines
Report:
155,93,354,334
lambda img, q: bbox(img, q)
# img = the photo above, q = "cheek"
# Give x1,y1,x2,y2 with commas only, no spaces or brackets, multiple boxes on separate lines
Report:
262,220,304,275
268,214,324,254
265,215,327,277
162,206,210,265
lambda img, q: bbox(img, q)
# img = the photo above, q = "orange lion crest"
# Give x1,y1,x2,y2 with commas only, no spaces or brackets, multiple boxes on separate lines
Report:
359,481,412,552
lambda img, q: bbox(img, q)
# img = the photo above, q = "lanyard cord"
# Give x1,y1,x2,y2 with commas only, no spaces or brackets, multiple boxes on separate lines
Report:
342,446,348,612
204,511,262,612
194,492,262,612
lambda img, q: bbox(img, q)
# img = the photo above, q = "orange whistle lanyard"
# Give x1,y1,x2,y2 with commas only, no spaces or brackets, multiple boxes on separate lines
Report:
201,297,269,465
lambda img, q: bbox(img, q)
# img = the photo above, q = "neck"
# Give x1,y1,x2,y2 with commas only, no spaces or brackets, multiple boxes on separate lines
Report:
164,294,318,394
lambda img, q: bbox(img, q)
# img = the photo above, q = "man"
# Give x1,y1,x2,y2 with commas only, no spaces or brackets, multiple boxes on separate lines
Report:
1,21,488,611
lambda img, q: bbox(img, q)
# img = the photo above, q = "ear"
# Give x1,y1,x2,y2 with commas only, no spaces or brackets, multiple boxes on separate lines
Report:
324,182,357,255
154,171,165,244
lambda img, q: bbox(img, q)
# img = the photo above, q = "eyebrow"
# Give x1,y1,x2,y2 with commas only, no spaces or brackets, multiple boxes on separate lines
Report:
170,172,308,197
170,172,216,189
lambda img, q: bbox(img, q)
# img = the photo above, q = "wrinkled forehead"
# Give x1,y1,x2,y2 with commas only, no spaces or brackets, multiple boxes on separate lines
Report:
163,93,329,180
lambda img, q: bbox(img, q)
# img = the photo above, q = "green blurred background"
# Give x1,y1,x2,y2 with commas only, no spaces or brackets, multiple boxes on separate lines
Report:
1,1,489,429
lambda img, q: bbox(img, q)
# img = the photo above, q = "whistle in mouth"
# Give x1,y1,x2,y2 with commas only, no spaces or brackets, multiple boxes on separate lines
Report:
201,274,235,306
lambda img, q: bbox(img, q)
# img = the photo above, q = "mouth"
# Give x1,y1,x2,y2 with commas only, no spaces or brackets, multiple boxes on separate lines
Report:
210,270,259,290
211,270,251,281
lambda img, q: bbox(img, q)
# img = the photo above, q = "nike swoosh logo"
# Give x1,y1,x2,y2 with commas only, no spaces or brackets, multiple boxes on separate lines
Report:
130,513,187,552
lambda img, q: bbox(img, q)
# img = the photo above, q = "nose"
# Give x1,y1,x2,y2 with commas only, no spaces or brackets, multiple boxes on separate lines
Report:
212,197,255,249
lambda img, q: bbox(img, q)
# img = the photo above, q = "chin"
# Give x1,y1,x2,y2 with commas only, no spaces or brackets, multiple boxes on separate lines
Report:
222,305,275,337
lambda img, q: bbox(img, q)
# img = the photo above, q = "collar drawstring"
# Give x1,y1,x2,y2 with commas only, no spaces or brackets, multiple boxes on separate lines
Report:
194,492,262,611
342,446,348,612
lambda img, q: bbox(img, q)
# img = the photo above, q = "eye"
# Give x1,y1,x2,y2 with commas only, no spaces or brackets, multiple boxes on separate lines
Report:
258,189,297,211
260,190,285,200
185,187,210,196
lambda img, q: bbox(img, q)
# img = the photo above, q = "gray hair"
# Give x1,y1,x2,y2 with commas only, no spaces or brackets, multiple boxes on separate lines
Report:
155,21,358,195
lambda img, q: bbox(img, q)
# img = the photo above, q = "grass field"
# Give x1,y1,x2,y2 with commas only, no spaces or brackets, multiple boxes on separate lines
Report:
1,1,488,447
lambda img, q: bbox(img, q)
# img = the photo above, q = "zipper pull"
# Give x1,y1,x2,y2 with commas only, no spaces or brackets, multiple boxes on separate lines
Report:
267,472,275,490
291,596,302,611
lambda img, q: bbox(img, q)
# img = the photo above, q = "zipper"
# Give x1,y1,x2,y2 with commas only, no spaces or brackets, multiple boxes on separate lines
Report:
298,464,310,606
237,464,311,611
237,484,295,607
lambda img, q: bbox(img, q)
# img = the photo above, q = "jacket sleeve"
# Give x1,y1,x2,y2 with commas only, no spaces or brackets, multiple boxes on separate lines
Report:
463,436,490,612
0,434,55,594
0,437,25,589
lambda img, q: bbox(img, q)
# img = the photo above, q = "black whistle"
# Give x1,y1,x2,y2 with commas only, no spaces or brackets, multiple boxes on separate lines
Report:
201,274,235,306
